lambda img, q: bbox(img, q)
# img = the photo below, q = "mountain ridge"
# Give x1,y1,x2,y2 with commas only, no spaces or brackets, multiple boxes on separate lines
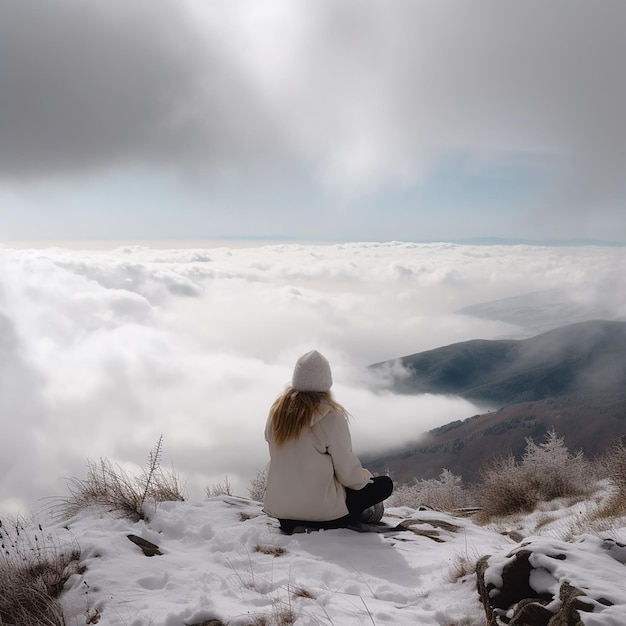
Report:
366,320,626,483
374,319,626,404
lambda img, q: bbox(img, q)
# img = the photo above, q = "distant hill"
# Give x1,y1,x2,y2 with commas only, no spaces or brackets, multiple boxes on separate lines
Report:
373,320,626,405
363,392,626,484
365,320,626,484
458,288,624,336
446,237,625,247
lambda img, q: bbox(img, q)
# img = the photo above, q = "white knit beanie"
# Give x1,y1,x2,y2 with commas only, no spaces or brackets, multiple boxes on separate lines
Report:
291,350,333,392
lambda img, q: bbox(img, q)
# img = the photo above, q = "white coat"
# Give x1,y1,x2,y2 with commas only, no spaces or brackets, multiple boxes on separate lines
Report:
263,401,372,521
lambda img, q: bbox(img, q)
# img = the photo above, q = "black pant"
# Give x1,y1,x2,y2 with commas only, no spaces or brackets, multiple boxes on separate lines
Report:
279,475,394,534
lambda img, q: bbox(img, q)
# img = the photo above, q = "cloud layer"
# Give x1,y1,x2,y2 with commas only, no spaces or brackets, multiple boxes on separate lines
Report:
1,0,625,231
1,242,624,516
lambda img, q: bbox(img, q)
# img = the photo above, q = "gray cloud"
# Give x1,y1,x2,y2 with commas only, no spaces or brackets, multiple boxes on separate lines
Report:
0,0,288,179
1,0,625,222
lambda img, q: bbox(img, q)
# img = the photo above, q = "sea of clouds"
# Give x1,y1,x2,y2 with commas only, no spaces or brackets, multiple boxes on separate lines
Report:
0,241,624,516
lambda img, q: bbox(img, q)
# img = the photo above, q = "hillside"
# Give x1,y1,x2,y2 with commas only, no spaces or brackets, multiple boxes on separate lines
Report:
363,392,626,484
373,320,626,404
366,320,626,484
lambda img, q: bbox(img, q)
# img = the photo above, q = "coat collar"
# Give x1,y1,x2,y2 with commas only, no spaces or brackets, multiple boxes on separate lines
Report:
310,400,332,426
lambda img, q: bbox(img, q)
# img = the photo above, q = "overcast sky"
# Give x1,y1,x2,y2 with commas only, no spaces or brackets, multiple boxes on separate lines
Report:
1,241,625,516
1,0,625,242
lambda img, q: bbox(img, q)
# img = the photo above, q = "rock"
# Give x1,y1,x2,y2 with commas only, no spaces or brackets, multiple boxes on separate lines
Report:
548,582,588,626
509,599,552,626
476,547,552,624
127,534,162,557
396,514,462,542
476,539,612,625
497,549,552,609
475,555,497,626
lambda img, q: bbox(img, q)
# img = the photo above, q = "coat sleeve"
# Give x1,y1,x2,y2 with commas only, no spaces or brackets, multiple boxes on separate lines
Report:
324,412,372,490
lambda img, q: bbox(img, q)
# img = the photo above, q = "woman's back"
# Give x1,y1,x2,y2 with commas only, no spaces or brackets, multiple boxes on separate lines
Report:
263,350,389,533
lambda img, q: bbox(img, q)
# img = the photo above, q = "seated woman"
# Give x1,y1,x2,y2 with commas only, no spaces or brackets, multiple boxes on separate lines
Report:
264,350,393,534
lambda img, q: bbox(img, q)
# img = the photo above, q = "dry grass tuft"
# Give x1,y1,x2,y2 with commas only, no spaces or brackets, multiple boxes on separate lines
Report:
271,606,296,626
248,605,297,626
253,544,287,557
474,454,539,522
291,586,316,600
596,439,626,519
535,513,560,530
206,476,233,498
0,517,82,626
585,489,626,528
563,440,626,536
54,436,185,522
448,552,478,583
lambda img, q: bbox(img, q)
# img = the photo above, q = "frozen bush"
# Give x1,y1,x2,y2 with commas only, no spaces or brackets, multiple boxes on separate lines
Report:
475,454,539,521
601,439,626,493
389,469,468,512
521,429,589,500
476,429,591,522
248,466,268,502
595,439,626,518
206,476,233,498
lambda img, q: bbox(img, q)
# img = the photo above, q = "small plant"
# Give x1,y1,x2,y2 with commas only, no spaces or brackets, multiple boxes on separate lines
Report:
475,454,539,521
475,430,591,523
291,586,316,600
206,475,233,498
448,552,477,583
590,440,626,520
602,440,626,492
248,466,268,502
0,517,82,626
253,544,287,557
55,436,185,522
390,469,469,512
248,606,296,626
521,429,589,500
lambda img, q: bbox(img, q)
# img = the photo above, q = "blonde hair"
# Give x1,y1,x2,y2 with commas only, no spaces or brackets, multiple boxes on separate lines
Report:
269,387,348,447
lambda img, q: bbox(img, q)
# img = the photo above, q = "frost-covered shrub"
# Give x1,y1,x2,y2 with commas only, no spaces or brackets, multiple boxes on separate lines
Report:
602,439,626,493
248,466,268,502
475,454,539,520
521,429,589,500
206,476,233,498
389,469,468,512
595,440,626,518
476,429,591,522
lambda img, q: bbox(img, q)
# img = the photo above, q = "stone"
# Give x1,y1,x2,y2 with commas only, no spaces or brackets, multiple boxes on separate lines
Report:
127,534,162,557
476,547,595,626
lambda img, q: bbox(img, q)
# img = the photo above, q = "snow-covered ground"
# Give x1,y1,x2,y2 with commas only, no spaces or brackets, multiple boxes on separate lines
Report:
45,494,626,626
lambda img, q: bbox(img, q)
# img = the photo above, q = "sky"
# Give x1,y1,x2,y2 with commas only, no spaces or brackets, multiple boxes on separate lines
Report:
1,241,625,516
1,0,626,243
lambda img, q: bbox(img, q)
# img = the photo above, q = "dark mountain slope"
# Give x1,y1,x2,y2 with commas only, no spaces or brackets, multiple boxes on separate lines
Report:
363,392,626,484
374,320,626,405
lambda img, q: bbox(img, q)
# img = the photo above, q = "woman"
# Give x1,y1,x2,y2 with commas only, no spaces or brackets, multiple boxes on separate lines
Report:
264,350,393,534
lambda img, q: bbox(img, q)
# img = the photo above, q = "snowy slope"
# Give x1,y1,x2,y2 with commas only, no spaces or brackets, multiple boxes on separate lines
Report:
50,496,626,626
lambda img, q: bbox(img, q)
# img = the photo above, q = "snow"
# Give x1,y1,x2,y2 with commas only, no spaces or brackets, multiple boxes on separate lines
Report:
43,495,625,625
